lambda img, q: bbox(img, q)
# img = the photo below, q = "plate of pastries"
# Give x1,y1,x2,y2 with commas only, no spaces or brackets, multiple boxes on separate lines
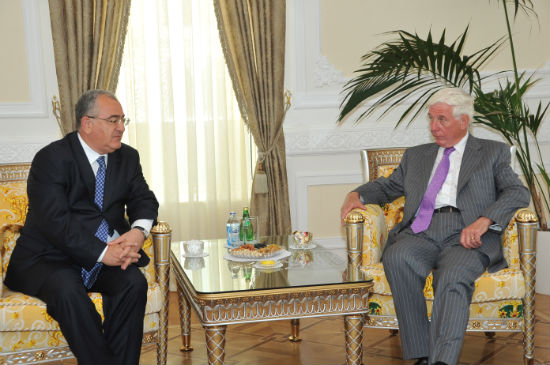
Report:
230,243,282,259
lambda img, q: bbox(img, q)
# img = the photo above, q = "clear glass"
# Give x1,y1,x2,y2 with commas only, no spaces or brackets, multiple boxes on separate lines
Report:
171,236,372,294
243,216,258,244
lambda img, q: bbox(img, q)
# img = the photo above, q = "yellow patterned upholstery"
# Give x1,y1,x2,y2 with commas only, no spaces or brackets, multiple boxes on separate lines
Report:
351,148,538,363
360,208,525,302
0,163,171,364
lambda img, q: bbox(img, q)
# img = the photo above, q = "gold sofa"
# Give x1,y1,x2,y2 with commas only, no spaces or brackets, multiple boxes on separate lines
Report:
345,148,539,364
0,163,171,364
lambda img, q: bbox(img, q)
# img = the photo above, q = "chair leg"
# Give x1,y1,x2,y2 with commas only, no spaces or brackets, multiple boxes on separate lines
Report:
522,275,536,364
516,211,537,364
152,223,172,365
156,262,170,364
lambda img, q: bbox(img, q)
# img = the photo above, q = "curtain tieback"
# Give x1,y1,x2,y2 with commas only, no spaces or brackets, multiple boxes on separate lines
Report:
254,91,291,194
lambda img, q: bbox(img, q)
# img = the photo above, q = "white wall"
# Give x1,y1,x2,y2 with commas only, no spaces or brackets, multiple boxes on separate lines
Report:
0,0,61,163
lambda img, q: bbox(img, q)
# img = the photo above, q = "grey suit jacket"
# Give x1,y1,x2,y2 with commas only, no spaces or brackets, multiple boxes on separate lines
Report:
354,135,530,272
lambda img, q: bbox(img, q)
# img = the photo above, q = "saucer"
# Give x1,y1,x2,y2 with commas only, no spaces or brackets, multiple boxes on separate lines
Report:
181,252,209,258
254,261,283,270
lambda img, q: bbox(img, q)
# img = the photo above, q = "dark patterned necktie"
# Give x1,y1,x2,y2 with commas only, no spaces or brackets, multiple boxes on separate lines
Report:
411,147,455,233
81,156,108,288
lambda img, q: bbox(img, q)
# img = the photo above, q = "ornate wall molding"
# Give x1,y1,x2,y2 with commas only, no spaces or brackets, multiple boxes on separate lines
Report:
284,123,549,157
284,127,430,156
0,0,48,118
313,55,346,88
0,142,46,163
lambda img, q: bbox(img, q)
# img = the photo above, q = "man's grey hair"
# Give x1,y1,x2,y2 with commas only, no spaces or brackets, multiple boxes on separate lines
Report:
427,87,474,121
75,89,119,130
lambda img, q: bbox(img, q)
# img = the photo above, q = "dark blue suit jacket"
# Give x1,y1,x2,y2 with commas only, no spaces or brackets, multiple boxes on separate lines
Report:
5,131,158,296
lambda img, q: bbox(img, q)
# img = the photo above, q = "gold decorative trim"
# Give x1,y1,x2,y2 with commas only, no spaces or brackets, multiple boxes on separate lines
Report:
365,315,523,332
289,318,302,342
178,286,194,351
0,333,160,365
516,209,538,224
344,314,365,365
345,210,365,224
205,326,226,365
365,148,406,181
151,220,172,234
465,318,522,332
0,347,74,364
143,331,158,344
178,282,370,326
152,225,171,365
0,163,31,182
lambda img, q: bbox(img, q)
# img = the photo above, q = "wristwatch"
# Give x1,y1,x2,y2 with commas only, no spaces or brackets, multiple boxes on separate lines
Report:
134,226,148,239
488,223,503,233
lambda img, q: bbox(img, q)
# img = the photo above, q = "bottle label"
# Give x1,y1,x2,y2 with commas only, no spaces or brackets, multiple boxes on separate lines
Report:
230,223,240,247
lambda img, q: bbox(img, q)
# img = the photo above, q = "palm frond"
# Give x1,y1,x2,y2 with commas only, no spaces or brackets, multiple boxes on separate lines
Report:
338,27,504,126
473,73,544,138
509,0,535,17
490,0,535,17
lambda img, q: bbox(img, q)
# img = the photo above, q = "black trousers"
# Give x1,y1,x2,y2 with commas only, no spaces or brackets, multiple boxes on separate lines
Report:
37,264,148,364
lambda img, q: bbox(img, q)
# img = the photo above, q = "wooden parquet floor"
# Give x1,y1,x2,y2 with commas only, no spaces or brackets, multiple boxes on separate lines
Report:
138,292,550,365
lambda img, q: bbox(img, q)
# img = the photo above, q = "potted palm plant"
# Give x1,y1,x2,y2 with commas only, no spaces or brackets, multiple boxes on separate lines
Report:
338,0,549,232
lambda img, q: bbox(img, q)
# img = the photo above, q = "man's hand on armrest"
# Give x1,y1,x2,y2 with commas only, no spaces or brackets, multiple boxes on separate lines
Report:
460,216,492,249
340,192,366,226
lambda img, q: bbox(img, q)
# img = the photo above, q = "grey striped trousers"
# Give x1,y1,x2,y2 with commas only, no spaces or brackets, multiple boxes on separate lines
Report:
383,211,490,365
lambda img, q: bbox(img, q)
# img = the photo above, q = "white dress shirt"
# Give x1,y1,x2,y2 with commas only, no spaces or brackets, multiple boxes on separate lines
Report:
428,133,469,209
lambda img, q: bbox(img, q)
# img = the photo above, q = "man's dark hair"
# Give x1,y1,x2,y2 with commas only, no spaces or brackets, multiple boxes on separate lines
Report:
75,89,118,130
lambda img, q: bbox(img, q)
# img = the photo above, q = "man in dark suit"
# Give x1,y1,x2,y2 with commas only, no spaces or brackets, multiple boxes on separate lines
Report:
340,88,530,365
4,89,158,364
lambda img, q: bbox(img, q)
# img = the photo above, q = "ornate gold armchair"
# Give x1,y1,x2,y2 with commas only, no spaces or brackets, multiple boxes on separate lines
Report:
0,163,171,364
346,148,538,364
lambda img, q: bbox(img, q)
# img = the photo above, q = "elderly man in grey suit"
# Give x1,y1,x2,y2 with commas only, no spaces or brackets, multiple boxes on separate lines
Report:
340,88,530,365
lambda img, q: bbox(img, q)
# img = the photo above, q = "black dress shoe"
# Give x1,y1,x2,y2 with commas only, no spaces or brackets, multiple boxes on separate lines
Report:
413,358,428,365
433,362,448,365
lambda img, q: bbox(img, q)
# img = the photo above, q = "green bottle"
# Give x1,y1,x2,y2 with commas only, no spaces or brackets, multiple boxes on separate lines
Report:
239,207,254,242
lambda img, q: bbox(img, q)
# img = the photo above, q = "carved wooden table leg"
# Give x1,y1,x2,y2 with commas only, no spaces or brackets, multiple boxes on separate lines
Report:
178,284,193,352
205,325,227,365
288,318,302,342
344,314,365,365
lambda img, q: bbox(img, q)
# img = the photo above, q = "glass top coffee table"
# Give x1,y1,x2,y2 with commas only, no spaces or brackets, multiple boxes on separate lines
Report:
170,236,373,365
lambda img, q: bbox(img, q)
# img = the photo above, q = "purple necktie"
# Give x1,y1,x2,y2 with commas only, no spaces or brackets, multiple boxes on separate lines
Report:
411,147,455,233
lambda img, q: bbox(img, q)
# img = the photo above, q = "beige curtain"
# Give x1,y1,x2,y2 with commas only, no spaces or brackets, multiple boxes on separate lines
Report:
214,0,291,237
49,0,131,135
116,0,254,241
